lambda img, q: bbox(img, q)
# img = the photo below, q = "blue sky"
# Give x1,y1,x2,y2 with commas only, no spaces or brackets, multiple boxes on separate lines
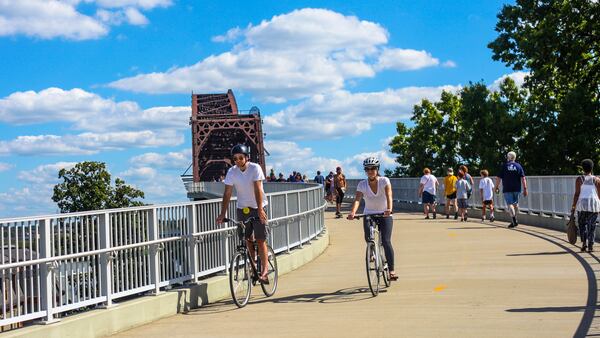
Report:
0,0,520,217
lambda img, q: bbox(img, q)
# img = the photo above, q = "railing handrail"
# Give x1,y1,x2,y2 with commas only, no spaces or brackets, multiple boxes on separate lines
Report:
0,182,323,224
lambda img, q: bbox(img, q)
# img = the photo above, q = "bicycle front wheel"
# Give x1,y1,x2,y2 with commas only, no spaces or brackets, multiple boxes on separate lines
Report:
260,246,279,297
380,243,390,288
229,251,251,308
365,242,379,296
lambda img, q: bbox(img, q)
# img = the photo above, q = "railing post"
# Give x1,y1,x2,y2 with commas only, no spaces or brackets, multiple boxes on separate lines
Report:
148,208,161,295
297,191,303,248
187,205,198,282
283,193,290,253
99,212,115,307
550,178,556,217
39,218,59,324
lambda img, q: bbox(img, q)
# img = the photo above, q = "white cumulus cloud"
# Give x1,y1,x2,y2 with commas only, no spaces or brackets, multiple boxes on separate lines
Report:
490,71,529,91
0,0,170,40
109,8,444,102
129,149,190,170
264,85,460,140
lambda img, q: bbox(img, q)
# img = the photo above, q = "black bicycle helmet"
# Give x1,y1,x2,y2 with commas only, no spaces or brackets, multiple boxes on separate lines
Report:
231,144,250,156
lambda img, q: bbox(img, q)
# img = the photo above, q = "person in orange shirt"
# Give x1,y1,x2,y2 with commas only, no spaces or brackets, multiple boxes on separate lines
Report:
443,168,458,219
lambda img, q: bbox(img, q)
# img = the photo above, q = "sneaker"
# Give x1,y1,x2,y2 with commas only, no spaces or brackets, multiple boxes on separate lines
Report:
454,213,458,220
433,212,437,219
464,214,468,221
425,216,430,219
588,245,594,253
508,220,516,228
446,214,449,219
490,216,495,222
512,217,518,227
481,218,485,223
581,245,587,252
460,218,464,222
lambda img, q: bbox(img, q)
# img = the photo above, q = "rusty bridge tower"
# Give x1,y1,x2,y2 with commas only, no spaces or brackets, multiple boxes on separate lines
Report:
190,89,266,182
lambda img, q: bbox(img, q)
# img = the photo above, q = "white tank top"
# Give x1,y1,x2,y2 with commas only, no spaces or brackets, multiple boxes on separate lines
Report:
576,175,600,212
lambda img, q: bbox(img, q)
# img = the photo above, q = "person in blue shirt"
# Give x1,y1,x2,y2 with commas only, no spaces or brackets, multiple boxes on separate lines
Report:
495,151,528,228
314,171,325,191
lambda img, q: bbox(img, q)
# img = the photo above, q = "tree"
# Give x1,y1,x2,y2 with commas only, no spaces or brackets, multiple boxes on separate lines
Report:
52,161,145,213
489,0,600,172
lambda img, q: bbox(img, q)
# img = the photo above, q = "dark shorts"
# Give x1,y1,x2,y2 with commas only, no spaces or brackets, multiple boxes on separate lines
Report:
422,191,436,204
457,199,469,209
483,200,493,206
446,192,457,200
236,207,268,241
336,188,345,204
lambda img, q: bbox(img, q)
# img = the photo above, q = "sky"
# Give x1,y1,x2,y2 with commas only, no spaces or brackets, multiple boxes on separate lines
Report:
0,0,523,217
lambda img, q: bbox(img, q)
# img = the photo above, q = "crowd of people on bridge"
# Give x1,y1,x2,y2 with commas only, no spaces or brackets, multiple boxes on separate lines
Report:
419,151,527,227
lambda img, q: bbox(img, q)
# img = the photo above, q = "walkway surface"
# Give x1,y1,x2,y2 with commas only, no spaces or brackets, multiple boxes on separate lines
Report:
113,208,598,338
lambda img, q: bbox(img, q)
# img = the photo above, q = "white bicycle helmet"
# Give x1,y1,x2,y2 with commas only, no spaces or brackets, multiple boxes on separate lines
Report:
363,157,380,169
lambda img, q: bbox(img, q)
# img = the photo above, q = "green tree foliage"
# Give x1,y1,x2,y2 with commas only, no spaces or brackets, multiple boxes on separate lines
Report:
389,80,529,176
52,161,145,213
489,0,600,172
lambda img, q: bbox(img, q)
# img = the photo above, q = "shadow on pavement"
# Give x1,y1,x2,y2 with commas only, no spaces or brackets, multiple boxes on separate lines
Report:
250,286,379,305
507,251,570,256
507,306,589,312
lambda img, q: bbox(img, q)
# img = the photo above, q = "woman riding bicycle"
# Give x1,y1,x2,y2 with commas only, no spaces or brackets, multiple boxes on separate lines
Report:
347,157,398,281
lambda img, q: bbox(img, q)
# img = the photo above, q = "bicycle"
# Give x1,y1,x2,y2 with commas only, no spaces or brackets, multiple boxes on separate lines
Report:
351,213,391,296
223,217,279,308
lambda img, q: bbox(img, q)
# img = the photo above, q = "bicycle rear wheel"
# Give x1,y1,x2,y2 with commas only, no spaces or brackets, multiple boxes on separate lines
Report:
380,243,390,287
365,242,379,296
260,246,279,297
229,251,251,308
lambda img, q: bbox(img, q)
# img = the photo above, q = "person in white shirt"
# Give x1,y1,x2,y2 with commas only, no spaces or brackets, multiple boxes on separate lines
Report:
478,169,495,222
418,168,439,219
348,157,397,280
216,144,270,283
571,159,600,252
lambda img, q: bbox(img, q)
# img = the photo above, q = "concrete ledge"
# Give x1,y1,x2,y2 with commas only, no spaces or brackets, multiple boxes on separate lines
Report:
5,230,329,338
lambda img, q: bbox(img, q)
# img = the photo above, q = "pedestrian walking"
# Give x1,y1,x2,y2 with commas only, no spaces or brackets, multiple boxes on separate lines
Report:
418,168,439,219
444,168,458,219
456,171,471,221
571,159,600,252
314,170,325,191
459,165,474,200
334,166,347,218
495,151,528,228
325,171,334,202
479,169,495,222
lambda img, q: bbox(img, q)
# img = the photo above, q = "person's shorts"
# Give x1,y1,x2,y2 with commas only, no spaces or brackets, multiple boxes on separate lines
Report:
446,192,457,200
457,198,469,209
236,207,268,241
422,191,436,204
336,188,345,204
503,192,520,205
483,200,493,206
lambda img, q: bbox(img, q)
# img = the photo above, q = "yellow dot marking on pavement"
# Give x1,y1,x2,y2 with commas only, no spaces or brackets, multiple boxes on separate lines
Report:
448,232,457,238
434,284,447,292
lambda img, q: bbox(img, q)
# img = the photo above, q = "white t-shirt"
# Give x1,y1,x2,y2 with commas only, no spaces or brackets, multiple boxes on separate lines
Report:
420,174,438,194
479,177,495,201
357,177,391,215
223,162,268,209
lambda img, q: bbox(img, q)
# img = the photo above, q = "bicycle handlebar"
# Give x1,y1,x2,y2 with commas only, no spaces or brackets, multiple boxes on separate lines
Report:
351,213,387,220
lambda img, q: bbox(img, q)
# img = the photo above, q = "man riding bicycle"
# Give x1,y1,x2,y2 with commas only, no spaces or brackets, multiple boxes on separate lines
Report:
347,157,398,281
216,144,270,284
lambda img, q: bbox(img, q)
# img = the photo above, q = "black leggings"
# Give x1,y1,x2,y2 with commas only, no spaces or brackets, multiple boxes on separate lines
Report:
363,216,395,271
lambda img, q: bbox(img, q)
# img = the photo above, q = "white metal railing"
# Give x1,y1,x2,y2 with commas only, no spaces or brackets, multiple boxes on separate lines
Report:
0,183,326,328
345,176,581,218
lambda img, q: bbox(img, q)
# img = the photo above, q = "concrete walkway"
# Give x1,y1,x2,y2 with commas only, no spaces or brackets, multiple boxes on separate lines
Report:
113,209,595,338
